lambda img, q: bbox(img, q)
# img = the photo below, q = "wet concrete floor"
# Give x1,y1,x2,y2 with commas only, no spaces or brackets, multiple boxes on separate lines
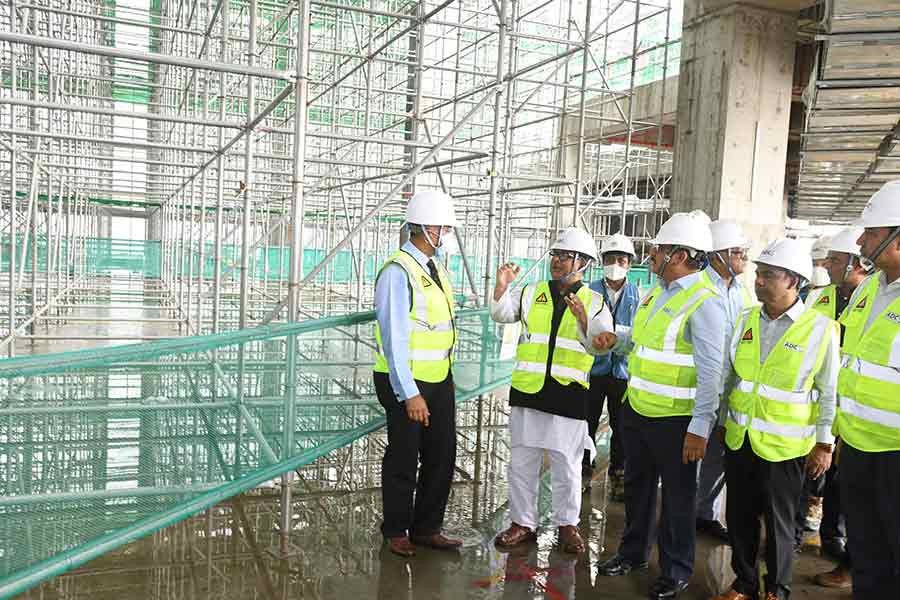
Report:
13,401,850,600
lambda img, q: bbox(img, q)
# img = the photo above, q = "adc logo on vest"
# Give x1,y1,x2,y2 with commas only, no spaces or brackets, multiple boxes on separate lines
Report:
886,311,900,325
535,292,548,304
783,342,803,352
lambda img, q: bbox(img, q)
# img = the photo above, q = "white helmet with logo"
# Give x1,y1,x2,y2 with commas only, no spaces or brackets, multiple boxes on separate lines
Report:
710,219,749,251
601,233,636,259
649,210,713,253
406,190,459,227
551,227,599,262
755,238,813,282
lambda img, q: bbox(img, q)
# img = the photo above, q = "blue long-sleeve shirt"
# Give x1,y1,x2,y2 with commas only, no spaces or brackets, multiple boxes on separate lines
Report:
374,241,432,401
613,270,728,438
589,278,640,379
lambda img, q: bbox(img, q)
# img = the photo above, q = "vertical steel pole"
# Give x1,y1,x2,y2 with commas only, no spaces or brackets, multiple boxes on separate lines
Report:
280,0,311,551
213,0,230,334
572,0,592,217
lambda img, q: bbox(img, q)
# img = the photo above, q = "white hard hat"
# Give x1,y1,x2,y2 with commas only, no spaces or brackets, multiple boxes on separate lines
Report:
754,238,813,282
810,235,832,261
828,226,863,257
601,233,636,258
710,219,749,251
649,210,713,253
406,190,458,227
551,227,599,262
856,180,900,228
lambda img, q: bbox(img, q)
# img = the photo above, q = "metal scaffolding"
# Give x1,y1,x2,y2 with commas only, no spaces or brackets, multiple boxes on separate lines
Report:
2,0,677,351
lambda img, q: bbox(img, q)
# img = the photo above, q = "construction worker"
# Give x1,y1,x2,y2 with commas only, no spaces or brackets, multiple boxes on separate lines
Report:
583,232,640,498
804,235,832,303
594,211,727,600
812,226,871,590
491,227,613,555
373,190,461,557
711,237,839,600
834,180,900,600
696,219,754,543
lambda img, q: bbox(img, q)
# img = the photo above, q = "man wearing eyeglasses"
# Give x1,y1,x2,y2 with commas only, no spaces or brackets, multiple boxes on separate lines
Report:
696,220,755,543
593,211,727,600
491,227,613,555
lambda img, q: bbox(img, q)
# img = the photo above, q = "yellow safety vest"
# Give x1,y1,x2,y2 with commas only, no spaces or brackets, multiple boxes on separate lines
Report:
725,306,835,461
511,282,603,394
627,276,718,418
810,284,837,319
373,250,456,383
835,274,900,452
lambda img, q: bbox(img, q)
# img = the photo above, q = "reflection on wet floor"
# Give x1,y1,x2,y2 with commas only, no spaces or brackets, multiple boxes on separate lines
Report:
13,394,849,600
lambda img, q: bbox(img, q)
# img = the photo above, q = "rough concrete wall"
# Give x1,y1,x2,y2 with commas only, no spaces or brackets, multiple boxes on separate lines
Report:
672,1,795,246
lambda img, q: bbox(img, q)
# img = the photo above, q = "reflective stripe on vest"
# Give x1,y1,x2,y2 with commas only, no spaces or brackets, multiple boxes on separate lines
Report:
510,282,602,394
373,250,456,383
626,276,718,418
810,284,837,320
725,306,833,461
835,274,900,452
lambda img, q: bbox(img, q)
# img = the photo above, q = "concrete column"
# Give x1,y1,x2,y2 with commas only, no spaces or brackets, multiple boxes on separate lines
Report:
672,1,796,247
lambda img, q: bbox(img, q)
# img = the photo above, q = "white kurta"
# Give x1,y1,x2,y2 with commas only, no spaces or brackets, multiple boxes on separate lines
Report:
492,283,613,457
491,282,614,527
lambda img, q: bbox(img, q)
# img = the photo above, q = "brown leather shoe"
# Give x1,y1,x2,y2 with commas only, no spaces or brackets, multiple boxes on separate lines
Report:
814,565,852,589
495,523,537,547
387,536,416,557
410,532,462,550
558,525,585,554
709,590,754,600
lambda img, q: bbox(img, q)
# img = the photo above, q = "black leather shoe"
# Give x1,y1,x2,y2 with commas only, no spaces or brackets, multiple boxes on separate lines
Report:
696,518,730,543
648,576,689,599
596,554,648,576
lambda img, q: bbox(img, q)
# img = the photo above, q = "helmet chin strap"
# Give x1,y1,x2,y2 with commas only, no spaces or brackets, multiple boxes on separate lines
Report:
715,250,738,284
864,226,900,265
422,226,445,253
556,256,592,283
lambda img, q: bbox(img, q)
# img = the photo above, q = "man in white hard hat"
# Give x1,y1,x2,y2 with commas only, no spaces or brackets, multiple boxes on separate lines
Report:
491,227,614,555
594,211,727,600
807,227,872,590
833,180,900,600
373,190,462,557
710,237,839,600
583,233,641,496
805,235,833,303
808,227,871,321
695,219,755,543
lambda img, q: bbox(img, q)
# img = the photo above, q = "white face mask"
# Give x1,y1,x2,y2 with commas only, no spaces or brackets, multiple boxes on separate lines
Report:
604,264,629,282
811,265,830,287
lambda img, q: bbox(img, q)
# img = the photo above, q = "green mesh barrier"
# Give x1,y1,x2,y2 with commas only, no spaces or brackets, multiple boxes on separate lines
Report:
0,308,513,598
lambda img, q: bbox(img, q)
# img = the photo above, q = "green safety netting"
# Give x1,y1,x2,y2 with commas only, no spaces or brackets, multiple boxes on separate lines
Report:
0,308,514,598
2,235,655,294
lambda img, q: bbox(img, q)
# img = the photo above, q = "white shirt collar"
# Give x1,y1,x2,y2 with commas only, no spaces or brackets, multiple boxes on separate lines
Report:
761,297,806,323
401,240,431,268
879,271,900,290
661,270,702,292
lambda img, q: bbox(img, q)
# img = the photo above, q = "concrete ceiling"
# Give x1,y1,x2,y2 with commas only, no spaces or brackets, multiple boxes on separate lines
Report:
696,0,818,12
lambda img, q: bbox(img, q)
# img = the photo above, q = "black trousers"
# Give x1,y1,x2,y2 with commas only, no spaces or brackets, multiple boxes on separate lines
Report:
840,444,900,600
820,461,846,540
619,402,697,582
725,437,805,600
584,374,627,473
375,371,456,539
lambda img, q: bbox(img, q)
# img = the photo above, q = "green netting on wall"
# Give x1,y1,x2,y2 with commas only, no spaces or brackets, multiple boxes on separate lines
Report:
0,308,513,598
0,237,162,278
